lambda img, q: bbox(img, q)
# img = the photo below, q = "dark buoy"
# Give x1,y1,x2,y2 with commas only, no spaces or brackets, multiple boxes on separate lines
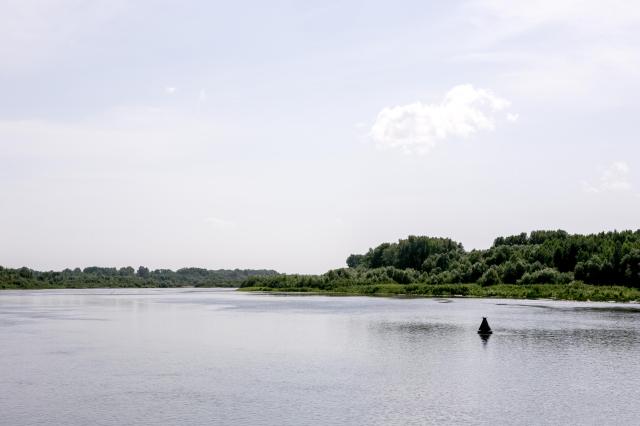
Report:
478,317,492,335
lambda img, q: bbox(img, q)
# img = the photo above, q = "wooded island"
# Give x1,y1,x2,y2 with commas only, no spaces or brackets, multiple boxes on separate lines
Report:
240,230,640,301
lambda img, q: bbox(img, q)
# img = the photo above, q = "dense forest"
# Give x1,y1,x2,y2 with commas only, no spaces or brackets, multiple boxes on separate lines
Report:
0,266,278,289
240,230,640,300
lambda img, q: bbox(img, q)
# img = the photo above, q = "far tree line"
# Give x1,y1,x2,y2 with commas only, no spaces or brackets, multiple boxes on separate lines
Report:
0,266,278,289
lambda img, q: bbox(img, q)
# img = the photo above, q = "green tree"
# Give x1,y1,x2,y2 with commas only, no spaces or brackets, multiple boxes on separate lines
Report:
479,266,501,286
136,266,150,279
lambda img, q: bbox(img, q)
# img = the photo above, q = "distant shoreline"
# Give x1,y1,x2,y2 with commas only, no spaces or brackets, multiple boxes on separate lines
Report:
2,284,639,303
0,266,278,290
0,285,235,291
238,283,640,303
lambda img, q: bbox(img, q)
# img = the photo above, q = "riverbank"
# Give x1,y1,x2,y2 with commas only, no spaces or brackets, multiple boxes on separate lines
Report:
239,283,640,302
3,282,639,303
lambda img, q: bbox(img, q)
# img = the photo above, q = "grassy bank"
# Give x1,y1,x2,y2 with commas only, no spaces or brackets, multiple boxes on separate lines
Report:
239,283,640,302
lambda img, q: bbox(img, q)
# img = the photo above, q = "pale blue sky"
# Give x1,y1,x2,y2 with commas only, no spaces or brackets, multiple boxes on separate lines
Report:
1,0,639,273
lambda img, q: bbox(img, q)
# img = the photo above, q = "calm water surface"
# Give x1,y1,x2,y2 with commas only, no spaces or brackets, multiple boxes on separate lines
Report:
1,289,639,425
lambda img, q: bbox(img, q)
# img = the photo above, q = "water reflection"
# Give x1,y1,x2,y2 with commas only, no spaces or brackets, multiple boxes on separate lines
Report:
373,321,460,336
479,333,491,344
505,327,640,350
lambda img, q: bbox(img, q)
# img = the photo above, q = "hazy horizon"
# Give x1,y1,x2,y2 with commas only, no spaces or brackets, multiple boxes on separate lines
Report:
2,1,639,274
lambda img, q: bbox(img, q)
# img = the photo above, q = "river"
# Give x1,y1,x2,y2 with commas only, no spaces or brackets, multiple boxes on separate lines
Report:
1,289,639,425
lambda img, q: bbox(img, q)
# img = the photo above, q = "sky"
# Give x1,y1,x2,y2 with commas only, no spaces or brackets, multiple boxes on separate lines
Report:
1,0,639,273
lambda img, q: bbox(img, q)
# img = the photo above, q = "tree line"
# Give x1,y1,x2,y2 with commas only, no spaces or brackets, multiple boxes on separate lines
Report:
241,230,640,290
4,230,639,291
0,266,278,289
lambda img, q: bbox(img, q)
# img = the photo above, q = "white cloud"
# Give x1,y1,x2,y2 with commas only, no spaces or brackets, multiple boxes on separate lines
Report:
165,87,177,95
583,162,632,193
506,113,519,122
369,84,512,154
